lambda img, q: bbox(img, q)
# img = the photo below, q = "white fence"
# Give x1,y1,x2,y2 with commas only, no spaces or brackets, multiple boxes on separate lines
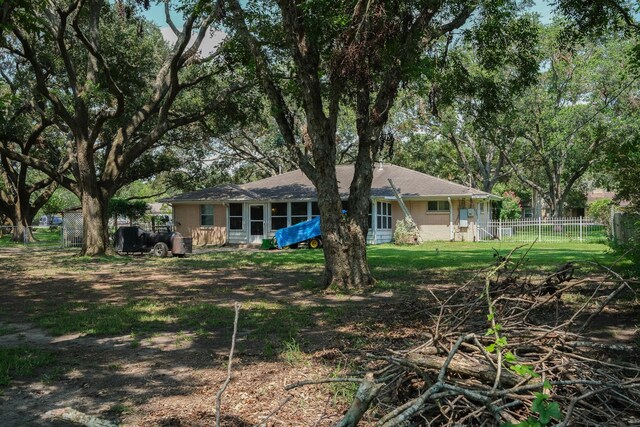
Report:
62,212,83,248
477,217,607,243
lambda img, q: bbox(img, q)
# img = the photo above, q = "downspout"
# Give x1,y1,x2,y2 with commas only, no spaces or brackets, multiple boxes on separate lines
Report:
448,197,454,241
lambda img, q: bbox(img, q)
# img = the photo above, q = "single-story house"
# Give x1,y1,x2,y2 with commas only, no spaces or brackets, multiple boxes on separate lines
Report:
162,164,500,246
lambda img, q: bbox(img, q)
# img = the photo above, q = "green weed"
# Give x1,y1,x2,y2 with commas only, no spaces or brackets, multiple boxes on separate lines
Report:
280,337,307,365
0,347,55,386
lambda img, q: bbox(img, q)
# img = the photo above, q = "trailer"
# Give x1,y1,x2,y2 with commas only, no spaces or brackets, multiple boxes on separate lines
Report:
274,216,322,249
114,226,192,257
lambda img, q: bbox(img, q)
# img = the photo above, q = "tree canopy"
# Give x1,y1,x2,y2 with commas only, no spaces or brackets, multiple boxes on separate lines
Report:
0,0,249,254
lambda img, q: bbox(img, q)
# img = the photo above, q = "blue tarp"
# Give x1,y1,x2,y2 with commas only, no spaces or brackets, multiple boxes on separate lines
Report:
274,216,321,248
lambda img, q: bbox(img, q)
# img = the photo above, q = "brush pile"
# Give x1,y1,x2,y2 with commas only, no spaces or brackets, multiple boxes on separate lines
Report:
293,248,640,426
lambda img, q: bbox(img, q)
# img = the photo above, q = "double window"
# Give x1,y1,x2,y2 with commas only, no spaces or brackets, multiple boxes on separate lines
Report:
376,202,392,229
427,200,450,212
229,203,243,230
200,205,214,226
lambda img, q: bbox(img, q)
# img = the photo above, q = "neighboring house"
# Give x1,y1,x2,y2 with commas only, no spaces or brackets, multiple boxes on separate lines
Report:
161,164,500,246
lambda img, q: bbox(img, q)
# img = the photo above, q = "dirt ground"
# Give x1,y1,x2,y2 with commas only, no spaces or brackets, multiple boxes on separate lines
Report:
0,246,637,426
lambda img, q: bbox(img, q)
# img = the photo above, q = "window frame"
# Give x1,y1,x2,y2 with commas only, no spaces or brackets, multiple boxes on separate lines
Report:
270,202,288,231
376,201,392,230
427,200,450,212
228,203,244,230
290,202,308,225
200,204,214,226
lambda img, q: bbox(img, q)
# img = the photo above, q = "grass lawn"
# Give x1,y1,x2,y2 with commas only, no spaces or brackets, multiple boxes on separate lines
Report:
0,227,61,248
23,240,627,338
49,240,624,273
0,239,636,425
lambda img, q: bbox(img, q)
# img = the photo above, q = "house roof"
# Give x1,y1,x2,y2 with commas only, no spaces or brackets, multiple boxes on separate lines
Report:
163,164,498,203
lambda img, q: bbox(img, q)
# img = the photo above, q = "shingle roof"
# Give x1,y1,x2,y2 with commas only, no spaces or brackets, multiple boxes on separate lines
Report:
163,164,497,202
163,183,260,202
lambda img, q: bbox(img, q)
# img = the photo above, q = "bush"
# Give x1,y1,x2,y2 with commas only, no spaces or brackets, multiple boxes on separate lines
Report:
499,191,522,220
587,199,614,222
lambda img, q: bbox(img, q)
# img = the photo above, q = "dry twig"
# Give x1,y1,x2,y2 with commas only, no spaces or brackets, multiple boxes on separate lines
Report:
215,302,241,427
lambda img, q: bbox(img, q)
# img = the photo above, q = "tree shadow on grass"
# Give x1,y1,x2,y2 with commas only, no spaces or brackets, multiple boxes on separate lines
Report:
0,243,631,426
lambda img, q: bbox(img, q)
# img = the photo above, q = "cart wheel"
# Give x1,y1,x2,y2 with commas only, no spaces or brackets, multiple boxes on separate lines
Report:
308,238,322,249
153,242,169,257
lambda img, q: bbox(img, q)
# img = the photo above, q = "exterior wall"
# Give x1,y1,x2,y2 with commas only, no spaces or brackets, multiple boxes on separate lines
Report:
173,197,491,246
393,199,484,242
405,200,451,241
173,204,227,246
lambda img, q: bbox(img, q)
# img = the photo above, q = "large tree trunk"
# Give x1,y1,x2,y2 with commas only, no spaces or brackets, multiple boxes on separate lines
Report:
9,190,36,243
81,191,110,256
77,135,111,256
321,214,374,291
314,149,375,290
10,217,35,243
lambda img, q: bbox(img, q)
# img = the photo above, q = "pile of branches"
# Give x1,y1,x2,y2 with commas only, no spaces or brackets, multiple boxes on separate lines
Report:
289,246,640,426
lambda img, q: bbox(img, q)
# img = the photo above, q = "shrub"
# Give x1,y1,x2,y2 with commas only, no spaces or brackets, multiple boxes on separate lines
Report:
586,199,614,223
500,191,522,220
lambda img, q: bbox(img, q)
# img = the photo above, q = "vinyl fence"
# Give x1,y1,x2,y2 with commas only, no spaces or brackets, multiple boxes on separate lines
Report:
477,217,607,243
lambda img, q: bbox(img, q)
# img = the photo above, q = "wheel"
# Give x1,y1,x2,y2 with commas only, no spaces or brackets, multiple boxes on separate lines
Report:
308,238,322,249
153,242,169,257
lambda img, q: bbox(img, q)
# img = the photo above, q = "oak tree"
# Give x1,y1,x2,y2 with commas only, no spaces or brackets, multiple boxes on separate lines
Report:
1,0,247,255
225,0,539,289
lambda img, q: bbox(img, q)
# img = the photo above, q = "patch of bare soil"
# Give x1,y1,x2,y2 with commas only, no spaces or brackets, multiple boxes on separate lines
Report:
0,247,637,426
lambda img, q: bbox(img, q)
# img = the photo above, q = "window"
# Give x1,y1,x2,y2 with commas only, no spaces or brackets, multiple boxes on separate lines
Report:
229,203,243,230
311,202,320,218
200,205,214,226
291,202,308,225
271,203,288,230
376,202,392,229
427,200,450,212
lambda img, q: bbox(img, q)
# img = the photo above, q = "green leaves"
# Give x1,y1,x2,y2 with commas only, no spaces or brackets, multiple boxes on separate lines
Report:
503,388,562,427
532,392,562,424
510,363,539,378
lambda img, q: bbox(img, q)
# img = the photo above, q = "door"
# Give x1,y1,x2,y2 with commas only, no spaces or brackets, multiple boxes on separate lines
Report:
249,205,265,244
476,201,491,241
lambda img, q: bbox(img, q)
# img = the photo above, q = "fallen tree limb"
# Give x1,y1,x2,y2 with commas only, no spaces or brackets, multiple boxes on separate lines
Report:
335,373,384,427
215,302,241,427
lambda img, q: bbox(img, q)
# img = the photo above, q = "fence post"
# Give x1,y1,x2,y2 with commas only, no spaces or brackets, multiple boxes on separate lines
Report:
538,217,542,242
579,217,583,242
498,219,502,240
